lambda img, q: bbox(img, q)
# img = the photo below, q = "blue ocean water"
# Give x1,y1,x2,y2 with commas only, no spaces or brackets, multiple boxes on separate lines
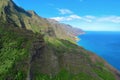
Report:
77,31,120,71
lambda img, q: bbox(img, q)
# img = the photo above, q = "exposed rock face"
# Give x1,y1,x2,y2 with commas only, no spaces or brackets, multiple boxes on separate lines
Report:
0,0,84,41
28,38,120,80
47,19,84,40
0,0,120,80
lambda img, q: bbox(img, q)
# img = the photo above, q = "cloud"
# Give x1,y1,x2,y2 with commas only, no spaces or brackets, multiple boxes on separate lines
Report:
50,15,96,23
50,17,65,21
84,15,96,19
51,15,82,21
57,8,73,15
69,15,82,19
82,15,96,23
50,15,95,23
83,15,120,23
97,16,120,23
51,15,120,24
82,18,93,23
50,15,120,31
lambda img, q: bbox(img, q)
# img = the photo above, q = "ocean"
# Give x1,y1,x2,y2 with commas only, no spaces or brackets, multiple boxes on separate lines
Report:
77,31,120,71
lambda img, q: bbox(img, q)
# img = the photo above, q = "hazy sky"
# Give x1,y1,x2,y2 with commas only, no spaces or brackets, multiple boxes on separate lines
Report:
13,0,120,31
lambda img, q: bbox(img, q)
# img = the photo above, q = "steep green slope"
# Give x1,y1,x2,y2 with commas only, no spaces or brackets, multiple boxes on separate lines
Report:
0,25,119,80
0,22,45,79
0,0,120,80
0,23,33,79
31,37,119,80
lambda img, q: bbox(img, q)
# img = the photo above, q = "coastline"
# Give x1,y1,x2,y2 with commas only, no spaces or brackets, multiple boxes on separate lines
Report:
75,36,81,42
77,31,120,71
75,32,85,42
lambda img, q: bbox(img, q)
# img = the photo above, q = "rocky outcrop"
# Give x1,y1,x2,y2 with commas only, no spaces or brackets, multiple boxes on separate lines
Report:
0,0,84,42
0,0,120,80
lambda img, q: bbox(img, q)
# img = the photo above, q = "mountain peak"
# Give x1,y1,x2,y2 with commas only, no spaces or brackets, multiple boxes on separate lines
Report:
0,0,13,5
0,0,15,13
27,10,37,15
1,0,120,80
0,0,9,7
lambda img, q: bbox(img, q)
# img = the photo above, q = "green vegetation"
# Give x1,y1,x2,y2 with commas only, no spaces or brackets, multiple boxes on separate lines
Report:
0,25,34,79
37,36,116,80
35,69,97,80
0,0,119,79
0,25,117,80
94,66,116,80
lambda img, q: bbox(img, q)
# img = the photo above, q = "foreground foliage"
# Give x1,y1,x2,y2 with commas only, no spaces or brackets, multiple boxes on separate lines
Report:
0,25,34,79
0,25,116,80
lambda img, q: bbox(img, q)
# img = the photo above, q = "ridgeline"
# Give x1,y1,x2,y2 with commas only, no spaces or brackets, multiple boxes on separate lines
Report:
0,0,120,80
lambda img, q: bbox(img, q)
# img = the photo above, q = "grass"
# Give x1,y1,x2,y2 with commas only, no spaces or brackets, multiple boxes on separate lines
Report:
0,0,118,79
94,68,116,80
0,24,117,80
0,25,34,79
34,69,98,80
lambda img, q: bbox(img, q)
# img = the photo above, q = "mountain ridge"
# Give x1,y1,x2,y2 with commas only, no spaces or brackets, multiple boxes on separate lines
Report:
0,0,84,41
0,0,120,80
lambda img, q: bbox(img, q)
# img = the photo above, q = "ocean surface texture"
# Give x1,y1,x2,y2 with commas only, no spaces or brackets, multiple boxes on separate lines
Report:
77,31,120,71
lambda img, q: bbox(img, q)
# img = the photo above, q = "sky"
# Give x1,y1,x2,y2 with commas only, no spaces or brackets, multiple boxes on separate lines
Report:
13,0,120,31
